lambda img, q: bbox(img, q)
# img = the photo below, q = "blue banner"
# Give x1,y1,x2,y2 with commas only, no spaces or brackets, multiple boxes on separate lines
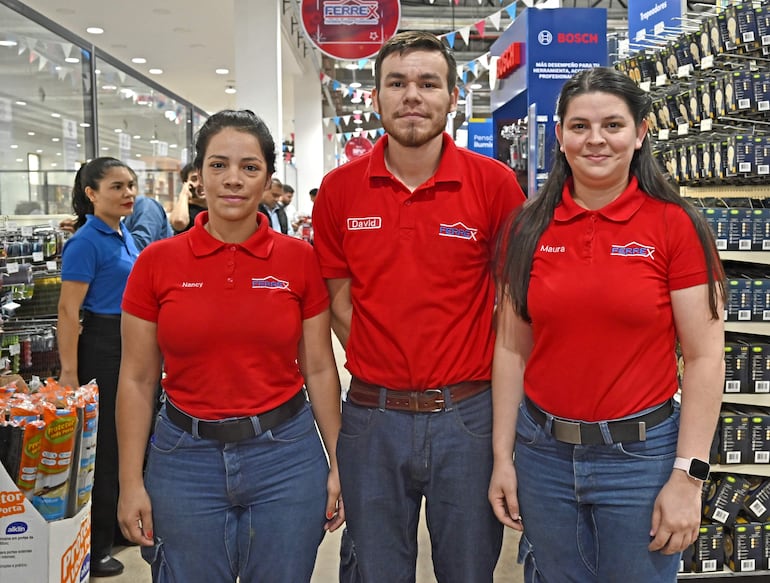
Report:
466,119,494,158
628,0,683,47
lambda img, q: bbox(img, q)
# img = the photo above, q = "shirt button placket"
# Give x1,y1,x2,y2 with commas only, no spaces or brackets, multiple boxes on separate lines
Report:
225,245,236,289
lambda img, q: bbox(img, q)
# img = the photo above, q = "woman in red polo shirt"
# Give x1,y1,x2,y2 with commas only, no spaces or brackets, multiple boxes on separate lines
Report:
489,68,725,582
115,110,344,583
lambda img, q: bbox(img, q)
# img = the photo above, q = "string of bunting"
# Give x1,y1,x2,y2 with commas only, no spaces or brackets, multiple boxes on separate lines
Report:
321,0,523,142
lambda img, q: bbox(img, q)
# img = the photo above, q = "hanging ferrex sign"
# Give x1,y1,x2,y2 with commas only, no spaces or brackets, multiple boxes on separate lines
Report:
300,0,400,60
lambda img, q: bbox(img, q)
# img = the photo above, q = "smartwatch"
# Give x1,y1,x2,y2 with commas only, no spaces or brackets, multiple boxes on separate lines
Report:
673,457,710,481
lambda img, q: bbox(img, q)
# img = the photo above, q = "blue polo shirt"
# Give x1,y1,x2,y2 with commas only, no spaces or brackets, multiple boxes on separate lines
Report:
61,214,139,314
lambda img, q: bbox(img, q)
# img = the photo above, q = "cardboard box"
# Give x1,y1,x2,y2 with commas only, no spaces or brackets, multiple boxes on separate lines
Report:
679,542,695,573
727,208,753,251
704,474,752,525
718,412,751,464
694,522,725,572
726,278,753,322
725,341,750,393
753,279,770,322
726,518,763,572
750,343,770,393
743,478,770,521
750,208,770,251
0,467,90,582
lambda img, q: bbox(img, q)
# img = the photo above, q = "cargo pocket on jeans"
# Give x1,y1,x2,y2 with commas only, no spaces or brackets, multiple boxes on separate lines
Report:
518,533,545,583
141,537,176,583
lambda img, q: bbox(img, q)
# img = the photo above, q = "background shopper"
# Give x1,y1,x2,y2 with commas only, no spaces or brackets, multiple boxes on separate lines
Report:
57,156,139,577
116,109,343,583
313,31,525,582
489,67,725,582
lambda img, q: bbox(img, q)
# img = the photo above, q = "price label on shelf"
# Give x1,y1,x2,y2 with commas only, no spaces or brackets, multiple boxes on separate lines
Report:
20,226,33,237
700,119,713,132
46,260,57,271
6,262,19,274
655,74,668,87
677,123,689,136
640,81,651,92
701,55,714,70
8,343,20,356
658,129,670,141
32,251,44,262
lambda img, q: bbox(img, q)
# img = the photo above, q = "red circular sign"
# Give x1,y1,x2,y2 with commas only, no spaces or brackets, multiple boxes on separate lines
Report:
301,0,401,60
344,136,374,160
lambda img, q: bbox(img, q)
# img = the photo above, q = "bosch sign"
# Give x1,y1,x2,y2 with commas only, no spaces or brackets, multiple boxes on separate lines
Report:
557,33,599,44
497,42,524,79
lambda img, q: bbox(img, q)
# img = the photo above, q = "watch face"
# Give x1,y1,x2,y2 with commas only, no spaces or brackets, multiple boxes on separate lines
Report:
690,458,710,480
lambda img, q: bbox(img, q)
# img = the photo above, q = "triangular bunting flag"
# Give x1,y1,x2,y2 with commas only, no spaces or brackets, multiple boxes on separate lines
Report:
474,20,485,38
505,5,516,19
478,53,489,70
38,56,48,71
364,112,371,122
490,10,502,30
459,26,470,46
328,134,333,141
342,115,351,125
358,59,368,69
377,128,385,136
333,116,341,126
445,32,456,49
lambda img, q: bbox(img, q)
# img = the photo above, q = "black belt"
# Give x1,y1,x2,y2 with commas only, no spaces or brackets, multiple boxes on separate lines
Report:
524,397,674,445
348,377,490,413
82,310,121,320
165,391,306,442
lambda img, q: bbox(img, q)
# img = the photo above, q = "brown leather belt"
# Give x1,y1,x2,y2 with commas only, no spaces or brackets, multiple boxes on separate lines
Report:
524,396,675,445
347,376,490,413
165,390,306,442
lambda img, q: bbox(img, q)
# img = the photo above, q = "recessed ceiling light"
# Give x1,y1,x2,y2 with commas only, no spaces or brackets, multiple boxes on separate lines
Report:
169,144,178,149
27,131,35,136
224,86,237,94
215,68,229,75
131,57,147,64
36,149,43,153
56,152,61,156
94,68,101,74
15,100,26,106
0,40,18,47
149,68,163,75
102,84,117,91
51,137,60,142
470,83,483,90
136,154,142,158
51,113,61,118
86,27,104,35
77,143,81,148
133,135,141,139
101,146,109,151
51,163,58,167
55,66,62,71
79,122,91,127
114,128,122,133
346,63,358,70
65,57,80,63
15,158,23,163
10,144,18,149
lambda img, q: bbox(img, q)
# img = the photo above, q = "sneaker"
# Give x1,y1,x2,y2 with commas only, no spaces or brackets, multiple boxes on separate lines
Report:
90,555,124,577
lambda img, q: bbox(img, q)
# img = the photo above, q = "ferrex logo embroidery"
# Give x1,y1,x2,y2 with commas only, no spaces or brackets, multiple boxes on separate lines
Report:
611,241,655,260
439,222,478,241
347,217,382,230
252,276,290,289
0,491,25,519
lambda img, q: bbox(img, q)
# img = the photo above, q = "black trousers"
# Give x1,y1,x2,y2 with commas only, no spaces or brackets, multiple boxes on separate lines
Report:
78,312,121,562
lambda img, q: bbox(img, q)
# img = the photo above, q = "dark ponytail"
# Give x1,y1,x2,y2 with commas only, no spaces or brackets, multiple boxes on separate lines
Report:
71,157,127,230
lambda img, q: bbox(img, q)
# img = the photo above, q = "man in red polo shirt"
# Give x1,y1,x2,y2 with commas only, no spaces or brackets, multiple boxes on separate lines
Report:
313,31,525,582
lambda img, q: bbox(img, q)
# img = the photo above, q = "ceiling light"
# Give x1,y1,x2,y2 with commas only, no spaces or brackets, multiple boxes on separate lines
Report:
131,57,147,64
133,135,141,139
352,109,363,114
51,113,61,118
215,68,229,75
101,146,109,151
51,137,60,142
55,66,62,71
349,82,362,88
136,154,142,158
10,144,18,149
354,119,362,124
346,63,358,70
169,144,178,149
27,131,35,136
56,152,61,156
51,163,58,167
15,158,23,163
149,68,163,75
470,83,483,90
86,27,104,34
95,68,101,75
65,57,80,63
36,149,43,153
79,122,91,127
114,128,122,133
224,85,237,94
102,84,117,91
0,40,18,47
77,143,81,148
15,100,26,106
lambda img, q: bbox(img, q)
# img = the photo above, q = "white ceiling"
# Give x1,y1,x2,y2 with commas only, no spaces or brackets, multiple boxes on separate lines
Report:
20,0,283,115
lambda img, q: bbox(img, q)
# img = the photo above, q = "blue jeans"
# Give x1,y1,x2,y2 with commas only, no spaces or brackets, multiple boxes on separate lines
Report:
514,400,682,583
141,403,328,583
337,389,502,583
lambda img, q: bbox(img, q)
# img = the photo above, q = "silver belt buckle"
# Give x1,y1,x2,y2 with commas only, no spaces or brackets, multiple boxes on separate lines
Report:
637,421,647,441
552,419,582,445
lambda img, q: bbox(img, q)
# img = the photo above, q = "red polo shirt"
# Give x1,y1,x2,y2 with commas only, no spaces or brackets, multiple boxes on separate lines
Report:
122,212,328,419
525,177,709,421
313,133,525,389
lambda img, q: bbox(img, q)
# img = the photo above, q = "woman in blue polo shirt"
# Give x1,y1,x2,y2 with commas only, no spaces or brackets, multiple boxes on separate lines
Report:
57,156,139,577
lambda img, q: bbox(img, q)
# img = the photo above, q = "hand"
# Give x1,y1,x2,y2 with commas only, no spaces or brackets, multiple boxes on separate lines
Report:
58,373,80,391
59,218,76,234
324,465,345,532
488,460,524,531
118,484,155,546
648,471,702,554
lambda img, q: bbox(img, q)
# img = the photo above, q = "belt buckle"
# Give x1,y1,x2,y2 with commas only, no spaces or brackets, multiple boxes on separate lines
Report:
552,419,582,445
419,389,445,413
637,421,647,441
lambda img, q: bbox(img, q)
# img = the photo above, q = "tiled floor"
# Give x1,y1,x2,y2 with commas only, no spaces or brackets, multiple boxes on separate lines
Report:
101,338,524,582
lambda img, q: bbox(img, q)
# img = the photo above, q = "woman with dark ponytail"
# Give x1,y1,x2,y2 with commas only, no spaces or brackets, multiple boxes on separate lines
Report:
57,156,139,577
488,67,725,582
